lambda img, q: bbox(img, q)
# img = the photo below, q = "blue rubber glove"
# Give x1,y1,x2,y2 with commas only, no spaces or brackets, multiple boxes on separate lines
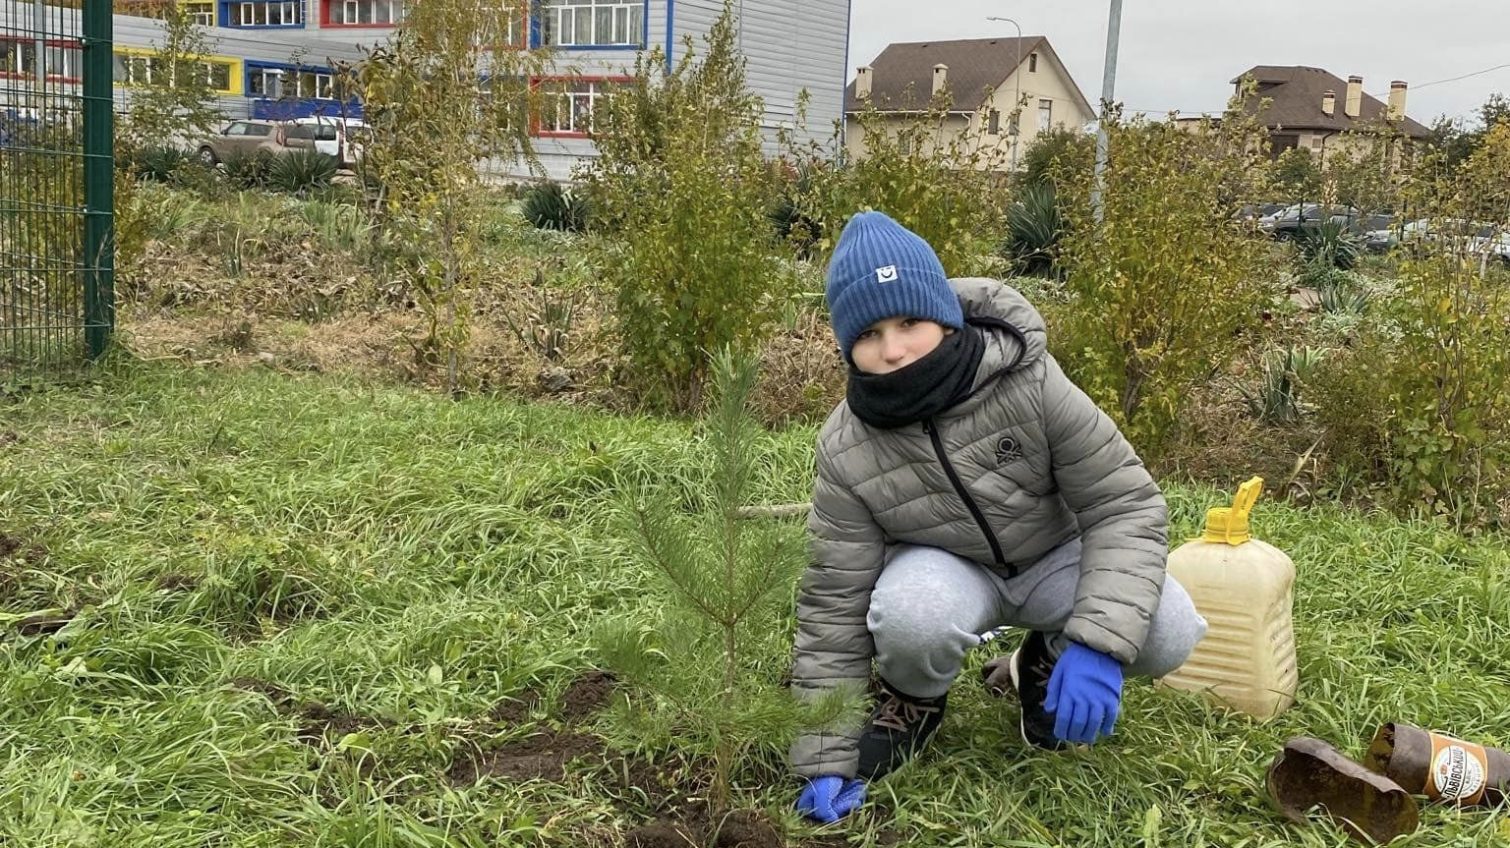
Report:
795,775,866,823
1044,641,1124,745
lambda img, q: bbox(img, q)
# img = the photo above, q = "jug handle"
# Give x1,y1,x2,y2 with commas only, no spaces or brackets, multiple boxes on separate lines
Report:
1231,477,1264,523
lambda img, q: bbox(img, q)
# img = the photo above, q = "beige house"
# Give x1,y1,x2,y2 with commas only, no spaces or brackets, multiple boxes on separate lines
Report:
844,37,1094,171
1226,66,1431,165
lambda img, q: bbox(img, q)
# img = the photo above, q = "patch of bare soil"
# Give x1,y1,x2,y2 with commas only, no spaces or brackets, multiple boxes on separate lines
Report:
558,669,617,721
624,808,784,848
15,608,76,636
0,533,45,564
489,687,542,726
448,730,602,784
230,677,384,743
153,572,200,592
458,669,620,786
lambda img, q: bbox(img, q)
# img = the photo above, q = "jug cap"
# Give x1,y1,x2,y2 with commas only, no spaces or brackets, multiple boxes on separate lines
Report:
1201,477,1264,544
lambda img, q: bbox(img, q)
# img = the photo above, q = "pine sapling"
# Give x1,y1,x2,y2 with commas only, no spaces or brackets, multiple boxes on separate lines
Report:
603,350,842,821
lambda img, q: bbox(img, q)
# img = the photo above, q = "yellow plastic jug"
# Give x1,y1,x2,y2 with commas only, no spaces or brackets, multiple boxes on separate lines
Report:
1159,477,1298,720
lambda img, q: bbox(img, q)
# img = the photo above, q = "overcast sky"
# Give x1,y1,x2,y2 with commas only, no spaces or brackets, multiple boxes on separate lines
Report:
846,0,1510,127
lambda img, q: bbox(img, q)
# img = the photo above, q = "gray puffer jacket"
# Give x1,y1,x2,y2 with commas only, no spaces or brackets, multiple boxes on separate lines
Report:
789,277,1168,779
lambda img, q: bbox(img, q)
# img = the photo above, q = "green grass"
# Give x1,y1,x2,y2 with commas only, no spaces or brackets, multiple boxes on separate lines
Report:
2,363,1508,847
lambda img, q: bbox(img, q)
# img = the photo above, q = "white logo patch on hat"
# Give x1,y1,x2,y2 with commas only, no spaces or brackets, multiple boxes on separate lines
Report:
875,265,898,283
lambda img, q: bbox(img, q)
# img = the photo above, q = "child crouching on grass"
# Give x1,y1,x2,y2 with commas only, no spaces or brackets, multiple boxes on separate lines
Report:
788,211,1208,823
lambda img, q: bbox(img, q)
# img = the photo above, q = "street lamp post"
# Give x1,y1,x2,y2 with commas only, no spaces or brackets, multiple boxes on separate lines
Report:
1091,0,1124,223
985,16,1023,171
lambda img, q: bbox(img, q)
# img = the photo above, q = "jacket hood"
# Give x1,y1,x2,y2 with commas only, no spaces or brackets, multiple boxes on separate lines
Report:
950,278,1049,390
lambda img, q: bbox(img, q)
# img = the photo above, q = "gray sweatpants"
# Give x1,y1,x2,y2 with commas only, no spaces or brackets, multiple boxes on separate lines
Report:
867,538,1208,699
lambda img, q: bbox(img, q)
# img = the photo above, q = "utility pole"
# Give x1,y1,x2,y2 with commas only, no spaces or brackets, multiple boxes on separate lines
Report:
985,16,1023,171
1091,0,1123,223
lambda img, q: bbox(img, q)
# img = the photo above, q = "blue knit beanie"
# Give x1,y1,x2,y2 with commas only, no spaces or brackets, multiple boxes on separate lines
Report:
825,211,963,361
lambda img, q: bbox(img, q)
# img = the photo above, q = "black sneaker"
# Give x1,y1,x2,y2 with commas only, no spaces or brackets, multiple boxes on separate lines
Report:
1006,631,1067,751
855,680,947,780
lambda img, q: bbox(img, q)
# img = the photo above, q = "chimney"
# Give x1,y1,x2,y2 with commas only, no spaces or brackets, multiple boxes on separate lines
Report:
1321,89,1335,117
932,63,948,98
1388,80,1408,121
855,66,872,100
1345,75,1363,119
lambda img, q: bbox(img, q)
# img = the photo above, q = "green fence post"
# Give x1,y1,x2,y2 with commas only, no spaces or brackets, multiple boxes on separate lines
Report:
82,0,114,361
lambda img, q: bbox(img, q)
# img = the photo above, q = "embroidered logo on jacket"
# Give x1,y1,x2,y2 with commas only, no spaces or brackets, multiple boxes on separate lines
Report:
995,436,1023,465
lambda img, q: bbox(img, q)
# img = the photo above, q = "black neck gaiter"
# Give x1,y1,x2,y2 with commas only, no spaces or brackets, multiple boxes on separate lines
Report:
845,325,986,430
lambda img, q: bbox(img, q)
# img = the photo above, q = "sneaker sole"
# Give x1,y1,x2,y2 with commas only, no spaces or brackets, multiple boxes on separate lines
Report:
1007,648,1073,752
1005,648,1031,748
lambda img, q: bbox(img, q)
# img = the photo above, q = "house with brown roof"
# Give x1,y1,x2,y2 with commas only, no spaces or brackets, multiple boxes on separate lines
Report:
845,36,1094,171
1229,66,1431,164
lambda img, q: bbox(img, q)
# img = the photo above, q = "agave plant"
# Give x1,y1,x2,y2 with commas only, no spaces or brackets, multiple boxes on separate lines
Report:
268,150,338,197
1319,282,1371,315
1002,183,1064,278
132,145,193,183
1296,219,1362,270
521,181,591,232
220,149,276,191
1241,346,1326,424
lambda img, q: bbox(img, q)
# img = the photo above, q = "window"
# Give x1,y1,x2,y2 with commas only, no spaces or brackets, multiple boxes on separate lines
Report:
204,61,231,90
1,41,38,79
1,41,83,81
540,79,619,135
0,41,19,76
239,1,302,25
245,123,273,137
329,0,404,24
112,51,232,92
249,66,334,98
543,0,643,47
125,55,158,84
1028,53,1038,73
504,5,525,46
305,121,338,140
1037,98,1052,130
43,46,82,80
987,109,1000,135
187,2,215,25
249,67,285,97
475,3,527,46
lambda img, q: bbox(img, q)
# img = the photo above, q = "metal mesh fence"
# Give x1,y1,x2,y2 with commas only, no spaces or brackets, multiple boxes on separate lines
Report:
1,0,112,382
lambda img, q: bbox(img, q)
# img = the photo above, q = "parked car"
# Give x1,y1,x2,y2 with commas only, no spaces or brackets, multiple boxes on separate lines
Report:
1364,219,1415,253
196,119,341,166
1364,218,1510,263
1468,226,1510,267
196,119,279,165
1235,202,1286,222
1260,203,1361,239
290,115,366,169
1257,203,1306,232
1335,212,1391,235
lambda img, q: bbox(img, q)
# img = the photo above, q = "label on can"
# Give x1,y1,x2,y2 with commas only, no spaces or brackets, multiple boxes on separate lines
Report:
1427,736,1489,805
